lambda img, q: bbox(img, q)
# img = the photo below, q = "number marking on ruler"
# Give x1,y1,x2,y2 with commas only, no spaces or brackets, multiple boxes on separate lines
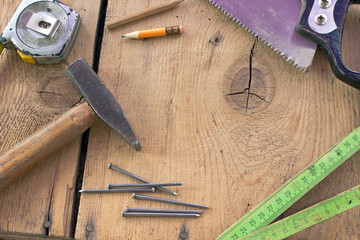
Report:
217,126,360,240
240,185,360,239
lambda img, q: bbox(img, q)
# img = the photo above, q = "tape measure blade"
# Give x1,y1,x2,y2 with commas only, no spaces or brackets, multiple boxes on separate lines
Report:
217,126,360,240
239,185,360,239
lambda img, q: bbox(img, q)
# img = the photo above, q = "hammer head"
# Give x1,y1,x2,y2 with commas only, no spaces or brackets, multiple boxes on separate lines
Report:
65,58,141,151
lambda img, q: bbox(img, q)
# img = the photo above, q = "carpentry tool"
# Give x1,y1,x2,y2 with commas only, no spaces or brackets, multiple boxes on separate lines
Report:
0,0,80,64
108,163,178,196
106,0,183,30
209,0,360,89
121,26,184,39
217,126,360,239
124,207,203,214
237,184,360,239
133,193,210,209
121,212,200,218
0,58,140,191
79,188,155,194
108,182,184,188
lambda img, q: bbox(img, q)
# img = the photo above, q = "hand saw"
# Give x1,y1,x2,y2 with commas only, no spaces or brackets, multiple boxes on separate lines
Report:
209,0,360,89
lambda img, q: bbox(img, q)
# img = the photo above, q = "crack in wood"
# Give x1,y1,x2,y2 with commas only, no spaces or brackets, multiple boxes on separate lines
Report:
37,91,63,96
44,158,62,236
71,97,85,108
208,31,223,66
227,38,268,111
44,178,55,236
71,0,108,238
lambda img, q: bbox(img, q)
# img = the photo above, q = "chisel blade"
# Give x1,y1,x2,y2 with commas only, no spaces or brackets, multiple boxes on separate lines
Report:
209,0,317,71
65,58,141,151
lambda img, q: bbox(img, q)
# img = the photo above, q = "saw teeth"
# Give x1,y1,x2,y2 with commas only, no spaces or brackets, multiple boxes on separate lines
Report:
208,0,314,72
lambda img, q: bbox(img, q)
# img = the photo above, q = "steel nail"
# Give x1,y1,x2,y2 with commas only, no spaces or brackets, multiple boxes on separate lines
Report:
125,206,202,214
132,193,210,209
108,163,178,196
79,188,155,193
121,211,200,218
108,182,183,189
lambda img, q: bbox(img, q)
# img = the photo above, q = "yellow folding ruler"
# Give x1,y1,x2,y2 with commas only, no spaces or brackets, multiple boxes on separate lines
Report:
217,126,360,239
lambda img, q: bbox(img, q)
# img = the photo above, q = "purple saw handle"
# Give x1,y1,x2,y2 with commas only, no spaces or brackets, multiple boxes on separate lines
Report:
297,0,360,89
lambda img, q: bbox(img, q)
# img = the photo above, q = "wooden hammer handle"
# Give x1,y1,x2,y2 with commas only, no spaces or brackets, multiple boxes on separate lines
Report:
0,102,97,191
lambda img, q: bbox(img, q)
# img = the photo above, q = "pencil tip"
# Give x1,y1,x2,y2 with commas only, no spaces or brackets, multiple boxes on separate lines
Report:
121,35,126,38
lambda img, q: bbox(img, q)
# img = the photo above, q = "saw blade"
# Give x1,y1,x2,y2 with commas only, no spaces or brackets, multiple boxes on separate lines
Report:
209,0,317,70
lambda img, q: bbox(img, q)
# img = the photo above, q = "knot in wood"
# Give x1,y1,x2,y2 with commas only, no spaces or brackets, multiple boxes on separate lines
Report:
225,67,275,114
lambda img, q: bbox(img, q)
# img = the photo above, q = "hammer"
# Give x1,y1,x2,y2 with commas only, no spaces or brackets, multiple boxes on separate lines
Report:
0,59,140,191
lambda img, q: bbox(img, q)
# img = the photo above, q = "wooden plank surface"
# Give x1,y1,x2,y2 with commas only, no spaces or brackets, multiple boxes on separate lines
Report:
75,1,360,239
0,0,100,238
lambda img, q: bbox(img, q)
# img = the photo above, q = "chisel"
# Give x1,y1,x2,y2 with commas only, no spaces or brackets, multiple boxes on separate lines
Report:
0,59,140,191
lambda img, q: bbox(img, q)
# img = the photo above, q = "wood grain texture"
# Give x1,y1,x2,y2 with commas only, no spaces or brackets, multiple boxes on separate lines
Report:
0,102,97,191
0,232,72,239
75,1,360,239
0,0,100,237
284,5,360,239
106,0,183,29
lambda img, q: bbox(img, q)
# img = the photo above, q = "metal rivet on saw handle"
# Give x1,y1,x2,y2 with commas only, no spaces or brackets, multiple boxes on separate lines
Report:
315,13,327,25
319,0,331,8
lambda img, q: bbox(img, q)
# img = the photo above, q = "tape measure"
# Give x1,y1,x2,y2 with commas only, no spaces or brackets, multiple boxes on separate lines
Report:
0,0,80,64
217,126,360,240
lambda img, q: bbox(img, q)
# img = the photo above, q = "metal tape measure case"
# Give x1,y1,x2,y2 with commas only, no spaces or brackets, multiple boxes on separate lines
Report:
0,0,80,64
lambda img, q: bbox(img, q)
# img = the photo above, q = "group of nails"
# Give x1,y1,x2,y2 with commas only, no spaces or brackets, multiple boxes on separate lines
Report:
79,163,209,218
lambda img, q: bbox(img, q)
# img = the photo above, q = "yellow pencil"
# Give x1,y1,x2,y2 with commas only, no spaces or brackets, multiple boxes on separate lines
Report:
121,26,184,39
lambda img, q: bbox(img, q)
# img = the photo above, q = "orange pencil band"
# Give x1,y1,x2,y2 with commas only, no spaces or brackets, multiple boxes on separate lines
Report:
121,26,184,39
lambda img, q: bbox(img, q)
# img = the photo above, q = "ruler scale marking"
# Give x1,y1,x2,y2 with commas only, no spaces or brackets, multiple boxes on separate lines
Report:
217,126,360,240
238,185,360,239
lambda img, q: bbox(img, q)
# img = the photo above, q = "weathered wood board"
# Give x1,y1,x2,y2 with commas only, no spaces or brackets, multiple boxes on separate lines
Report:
0,0,100,238
75,1,360,239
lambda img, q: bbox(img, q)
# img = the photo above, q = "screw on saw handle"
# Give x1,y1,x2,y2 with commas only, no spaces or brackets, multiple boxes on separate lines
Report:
297,0,360,89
